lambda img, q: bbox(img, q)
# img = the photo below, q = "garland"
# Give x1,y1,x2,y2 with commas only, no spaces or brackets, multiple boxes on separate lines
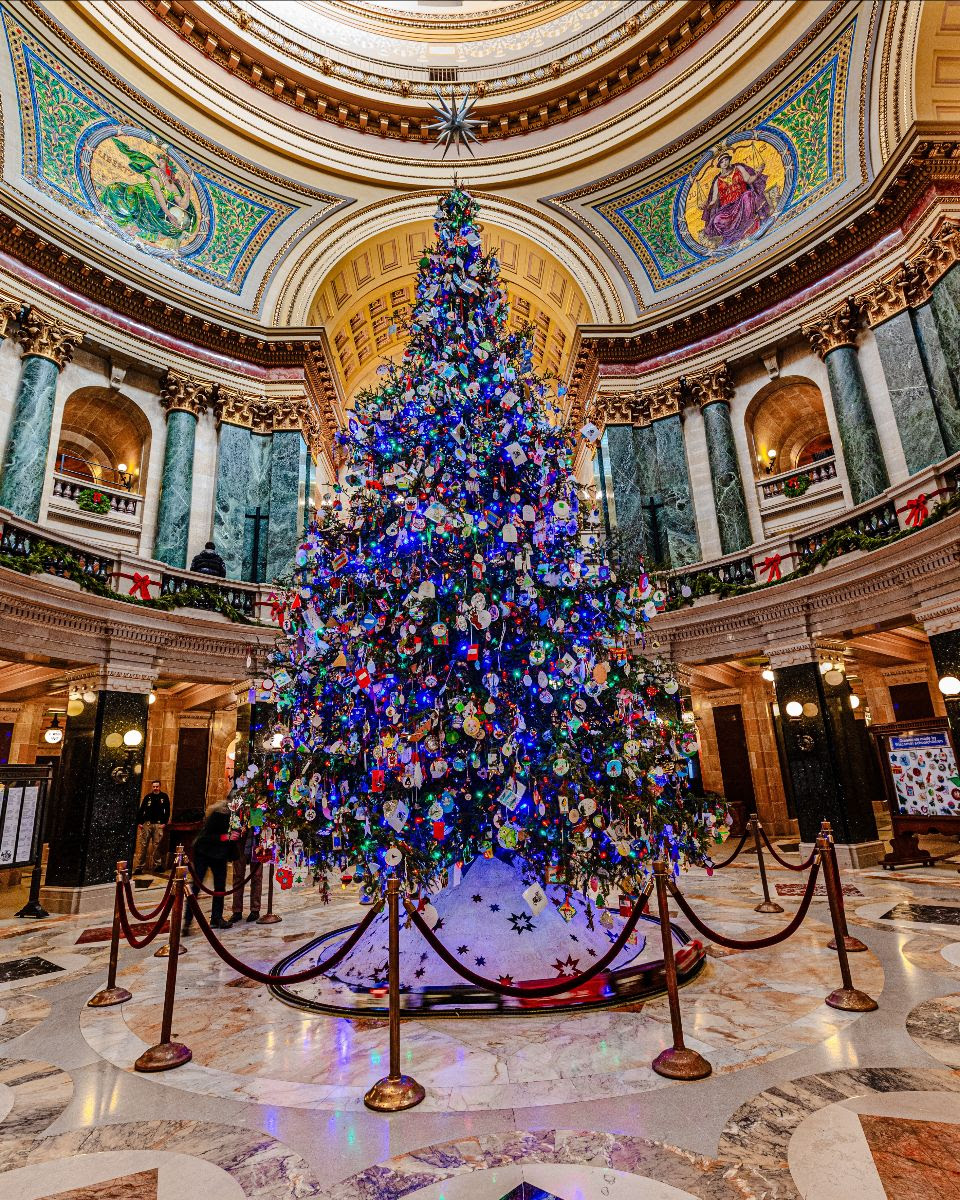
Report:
0,539,251,622
666,490,960,611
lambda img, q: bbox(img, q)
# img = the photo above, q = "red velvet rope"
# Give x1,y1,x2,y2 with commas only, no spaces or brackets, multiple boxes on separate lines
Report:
188,856,258,896
122,870,175,922
117,883,175,949
403,880,656,998
708,829,751,869
758,825,817,872
186,893,385,983
667,858,821,950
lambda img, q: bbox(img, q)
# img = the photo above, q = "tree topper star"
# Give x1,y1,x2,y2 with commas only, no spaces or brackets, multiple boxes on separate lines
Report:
428,89,480,158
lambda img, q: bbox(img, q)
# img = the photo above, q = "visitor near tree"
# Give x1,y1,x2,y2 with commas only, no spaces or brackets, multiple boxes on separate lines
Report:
133,779,170,875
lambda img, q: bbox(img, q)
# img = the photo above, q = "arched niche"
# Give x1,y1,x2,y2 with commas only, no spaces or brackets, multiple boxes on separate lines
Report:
309,218,595,403
55,387,152,493
744,376,835,480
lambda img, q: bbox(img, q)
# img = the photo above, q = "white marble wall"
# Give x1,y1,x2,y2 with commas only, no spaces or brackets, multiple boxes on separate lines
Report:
189,410,219,564
0,336,23,463
856,325,910,485
681,405,722,559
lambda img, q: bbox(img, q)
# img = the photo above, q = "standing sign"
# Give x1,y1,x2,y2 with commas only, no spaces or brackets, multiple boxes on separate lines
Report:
0,765,54,919
871,718,960,869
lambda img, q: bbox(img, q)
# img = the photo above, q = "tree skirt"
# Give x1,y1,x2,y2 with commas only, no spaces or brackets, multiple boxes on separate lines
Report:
285,856,649,995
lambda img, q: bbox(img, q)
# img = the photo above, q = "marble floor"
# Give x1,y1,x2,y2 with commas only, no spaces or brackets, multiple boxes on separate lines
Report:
0,852,959,1199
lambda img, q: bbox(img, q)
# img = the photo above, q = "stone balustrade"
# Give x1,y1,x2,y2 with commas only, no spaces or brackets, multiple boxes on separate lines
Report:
756,456,839,505
49,472,143,526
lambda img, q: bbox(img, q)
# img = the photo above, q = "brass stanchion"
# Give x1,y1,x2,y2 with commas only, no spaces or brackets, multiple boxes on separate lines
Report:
816,836,877,1012
156,845,187,958
364,875,425,1111
257,858,281,924
87,861,133,1008
751,813,784,914
135,866,192,1071
651,860,711,1080
820,821,867,953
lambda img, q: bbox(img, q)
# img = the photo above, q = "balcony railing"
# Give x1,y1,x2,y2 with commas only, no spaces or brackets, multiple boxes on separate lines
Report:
0,508,271,624
663,451,960,605
756,455,839,506
49,472,143,526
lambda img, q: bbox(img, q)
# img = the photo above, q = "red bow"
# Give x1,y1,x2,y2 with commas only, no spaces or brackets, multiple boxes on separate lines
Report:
129,572,152,600
270,597,286,624
759,553,783,582
905,493,928,527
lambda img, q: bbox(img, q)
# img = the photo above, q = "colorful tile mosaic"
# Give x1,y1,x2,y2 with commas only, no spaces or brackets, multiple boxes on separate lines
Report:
587,22,854,291
1,10,299,294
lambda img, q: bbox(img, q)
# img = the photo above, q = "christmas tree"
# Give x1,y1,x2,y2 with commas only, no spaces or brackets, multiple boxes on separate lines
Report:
236,188,723,907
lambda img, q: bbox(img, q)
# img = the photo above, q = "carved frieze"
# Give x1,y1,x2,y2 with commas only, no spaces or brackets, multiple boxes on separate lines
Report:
17,307,83,368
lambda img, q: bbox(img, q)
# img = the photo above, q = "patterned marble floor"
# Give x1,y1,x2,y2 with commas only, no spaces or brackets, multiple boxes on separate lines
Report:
0,854,958,1198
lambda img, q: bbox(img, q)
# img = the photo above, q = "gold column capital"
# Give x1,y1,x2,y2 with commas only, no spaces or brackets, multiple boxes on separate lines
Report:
17,307,83,368
855,262,930,328
0,297,22,340
213,386,262,430
802,302,858,359
644,379,684,421
913,217,960,291
160,370,211,418
686,363,734,410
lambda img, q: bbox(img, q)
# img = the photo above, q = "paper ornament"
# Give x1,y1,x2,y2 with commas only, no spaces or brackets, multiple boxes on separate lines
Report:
522,880,548,915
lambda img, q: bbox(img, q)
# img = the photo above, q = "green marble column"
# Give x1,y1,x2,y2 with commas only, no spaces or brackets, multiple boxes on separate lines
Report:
213,421,252,580
266,430,306,581
824,347,889,504
930,266,960,414
0,355,60,521
153,409,199,567
651,413,701,567
243,433,272,582
912,301,960,455
701,400,752,553
872,310,947,473
603,424,651,571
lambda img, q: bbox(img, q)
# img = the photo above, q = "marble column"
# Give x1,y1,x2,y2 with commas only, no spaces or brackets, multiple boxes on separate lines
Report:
930,264,960,416
266,426,306,581
770,656,881,857
860,286,947,473
212,389,256,580
804,304,889,505
912,300,960,455
648,385,701,567
245,432,273,582
600,409,650,571
43,688,150,907
0,309,82,521
688,365,751,554
153,373,210,567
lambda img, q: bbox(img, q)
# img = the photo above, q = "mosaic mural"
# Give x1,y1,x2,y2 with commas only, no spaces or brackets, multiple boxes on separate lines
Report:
2,11,298,294
590,23,854,291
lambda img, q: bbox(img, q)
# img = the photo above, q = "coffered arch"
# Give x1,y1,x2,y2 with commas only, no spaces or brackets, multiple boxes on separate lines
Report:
270,191,626,332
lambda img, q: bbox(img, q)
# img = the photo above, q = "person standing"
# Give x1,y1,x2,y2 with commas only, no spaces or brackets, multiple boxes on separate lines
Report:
227,823,263,924
133,780,170,875
183,800,235,932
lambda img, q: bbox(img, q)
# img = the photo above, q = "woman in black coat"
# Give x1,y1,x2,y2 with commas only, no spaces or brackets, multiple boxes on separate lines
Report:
184,801,236,931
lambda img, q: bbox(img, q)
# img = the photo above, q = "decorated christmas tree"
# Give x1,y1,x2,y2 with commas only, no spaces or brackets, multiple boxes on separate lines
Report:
236,188,724,911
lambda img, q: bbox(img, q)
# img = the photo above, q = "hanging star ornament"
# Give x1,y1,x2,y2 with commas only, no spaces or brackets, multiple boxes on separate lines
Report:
428,89,480,157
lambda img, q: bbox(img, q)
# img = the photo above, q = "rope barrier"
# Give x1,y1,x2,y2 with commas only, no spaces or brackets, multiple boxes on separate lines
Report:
666,858,821,950
187,856,258,897
403,879,657,998
117,883,175,950
122,869,176,923
185,893,385,984
708,829,751,869
757,825,817,872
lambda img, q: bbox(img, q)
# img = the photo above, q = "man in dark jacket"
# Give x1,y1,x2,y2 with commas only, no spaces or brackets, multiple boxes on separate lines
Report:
190,541,226,577
183,800,236,931
133,780,170,875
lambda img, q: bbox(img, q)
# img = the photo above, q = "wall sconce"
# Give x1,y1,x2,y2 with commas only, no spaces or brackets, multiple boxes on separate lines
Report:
43,714,63,745
765,448,777,474
824,668,845,686
66,697,84,717
123,728,143,748
761,668,775,682
82,689,96,704
802,702,819,718
938,675,960,696
785,700,804,719
849,694,861,709
148,691,157,705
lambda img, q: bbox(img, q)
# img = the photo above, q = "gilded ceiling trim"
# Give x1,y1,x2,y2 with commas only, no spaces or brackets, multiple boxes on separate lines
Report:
142,0,733,140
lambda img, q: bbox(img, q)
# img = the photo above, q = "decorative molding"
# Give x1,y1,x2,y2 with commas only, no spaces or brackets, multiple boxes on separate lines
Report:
213,387,270,431
645,380,684,422
16,307,83,367
855,260,931,327
686,363,733,410
802,301,858,359
160,370,211,418
912,217,960,291
0,297,22,340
